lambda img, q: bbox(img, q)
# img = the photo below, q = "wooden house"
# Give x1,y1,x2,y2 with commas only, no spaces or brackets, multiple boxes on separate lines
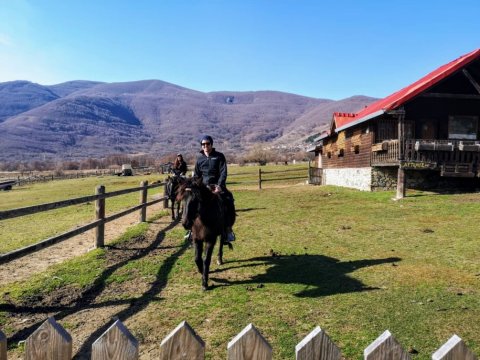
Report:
310,49,480,197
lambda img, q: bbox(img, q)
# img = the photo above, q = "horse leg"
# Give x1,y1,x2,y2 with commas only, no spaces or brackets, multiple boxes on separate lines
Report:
217,234,224,265
170,199,175,221
203,242,215,290
194,241,203,275
175,200,180,219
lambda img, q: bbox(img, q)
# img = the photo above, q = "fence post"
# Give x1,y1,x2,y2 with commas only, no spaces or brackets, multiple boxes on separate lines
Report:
364,330,411,360
296,326,341,360
92,320,138,360
160,321,205,359
308,160,312,184
258,169,262,190
25,317,72,360
95,185,105,248
140,181,148,222
228,323,272,360
432,335,477,360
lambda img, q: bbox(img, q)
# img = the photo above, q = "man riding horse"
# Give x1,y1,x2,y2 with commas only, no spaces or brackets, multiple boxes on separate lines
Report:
188,135,236,243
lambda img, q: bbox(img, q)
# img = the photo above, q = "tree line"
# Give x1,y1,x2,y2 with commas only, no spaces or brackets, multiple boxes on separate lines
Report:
0,148,313,172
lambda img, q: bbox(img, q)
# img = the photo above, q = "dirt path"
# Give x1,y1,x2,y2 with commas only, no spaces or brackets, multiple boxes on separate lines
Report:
4,207,184,359
0,202,166,287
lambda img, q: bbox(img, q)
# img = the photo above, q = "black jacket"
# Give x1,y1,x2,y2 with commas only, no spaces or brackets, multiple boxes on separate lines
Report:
194,148,227,188
173,160,187,175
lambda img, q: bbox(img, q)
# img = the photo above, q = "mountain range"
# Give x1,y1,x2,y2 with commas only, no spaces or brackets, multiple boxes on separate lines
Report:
0,80,377,162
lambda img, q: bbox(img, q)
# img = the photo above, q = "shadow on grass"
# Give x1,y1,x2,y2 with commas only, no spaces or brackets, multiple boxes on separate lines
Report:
1,217,190,358
235,207,267,213
211,255,401,297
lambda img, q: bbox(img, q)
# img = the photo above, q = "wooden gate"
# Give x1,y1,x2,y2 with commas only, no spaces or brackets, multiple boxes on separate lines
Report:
308,166,323,185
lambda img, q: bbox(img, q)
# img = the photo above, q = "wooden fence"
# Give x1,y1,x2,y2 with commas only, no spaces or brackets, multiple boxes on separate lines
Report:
0,317,476,360
229,166,308,190
0,181,166,264
0,170,117,187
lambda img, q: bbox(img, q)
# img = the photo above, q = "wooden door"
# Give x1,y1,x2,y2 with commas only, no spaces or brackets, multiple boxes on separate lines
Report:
420,119,437,139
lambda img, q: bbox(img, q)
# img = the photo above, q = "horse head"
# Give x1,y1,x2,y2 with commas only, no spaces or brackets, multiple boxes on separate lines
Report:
176,177,201,230
176,177,220,231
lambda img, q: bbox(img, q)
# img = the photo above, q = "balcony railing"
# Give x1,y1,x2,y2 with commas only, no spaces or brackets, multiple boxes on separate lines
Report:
371,139,400,165
371,139,480,175
404,139,480,164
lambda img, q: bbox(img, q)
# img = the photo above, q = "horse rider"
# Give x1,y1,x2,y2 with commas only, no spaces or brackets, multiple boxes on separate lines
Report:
172,153,188,176
189,135,236,243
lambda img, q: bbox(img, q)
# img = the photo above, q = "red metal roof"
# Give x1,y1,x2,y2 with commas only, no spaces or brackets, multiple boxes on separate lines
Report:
333,48,480,132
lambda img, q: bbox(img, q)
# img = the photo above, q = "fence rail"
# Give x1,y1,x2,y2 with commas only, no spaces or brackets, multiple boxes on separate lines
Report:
0,170,117,187
229,166,308,190
0,181,166,264
1,317,475,360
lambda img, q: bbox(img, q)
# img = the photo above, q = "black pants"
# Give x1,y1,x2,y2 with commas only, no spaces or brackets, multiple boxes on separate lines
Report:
221,189,236,228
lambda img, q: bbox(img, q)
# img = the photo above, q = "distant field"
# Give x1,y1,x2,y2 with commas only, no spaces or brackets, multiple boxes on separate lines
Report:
0,168,479,359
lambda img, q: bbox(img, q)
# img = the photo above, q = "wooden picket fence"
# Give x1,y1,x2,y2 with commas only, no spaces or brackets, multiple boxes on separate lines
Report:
0,317,477,360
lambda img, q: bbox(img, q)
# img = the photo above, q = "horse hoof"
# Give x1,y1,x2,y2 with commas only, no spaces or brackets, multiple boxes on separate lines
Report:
202,285,209,291
217,259,223,265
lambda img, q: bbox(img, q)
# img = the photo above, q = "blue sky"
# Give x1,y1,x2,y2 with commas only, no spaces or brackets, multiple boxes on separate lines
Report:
0,0,479,100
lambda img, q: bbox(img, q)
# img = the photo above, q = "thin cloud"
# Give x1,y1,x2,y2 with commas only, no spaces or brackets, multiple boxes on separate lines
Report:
0,33,12,46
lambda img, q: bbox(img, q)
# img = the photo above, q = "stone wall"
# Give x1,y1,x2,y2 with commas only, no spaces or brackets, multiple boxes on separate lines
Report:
371,167,442,191
324,166,480,192
371,167,397,191
323,167,372,191
371,167,480,191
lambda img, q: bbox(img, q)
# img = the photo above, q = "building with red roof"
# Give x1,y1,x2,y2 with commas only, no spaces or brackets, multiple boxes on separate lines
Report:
310,49,480,196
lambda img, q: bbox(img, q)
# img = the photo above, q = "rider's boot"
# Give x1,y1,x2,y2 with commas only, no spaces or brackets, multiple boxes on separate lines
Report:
226,227,235,242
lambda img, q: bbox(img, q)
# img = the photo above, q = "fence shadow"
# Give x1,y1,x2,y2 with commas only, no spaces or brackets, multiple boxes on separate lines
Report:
1,218,190,358
211,255,401,297
235,207,267,213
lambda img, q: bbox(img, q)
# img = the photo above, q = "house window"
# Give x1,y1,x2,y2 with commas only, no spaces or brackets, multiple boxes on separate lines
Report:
354,145,360,154
327,152,332,159
338,149,344,157
448,116,478,140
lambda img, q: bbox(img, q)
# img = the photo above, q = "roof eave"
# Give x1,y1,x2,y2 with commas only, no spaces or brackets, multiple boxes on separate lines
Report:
335,109,385,132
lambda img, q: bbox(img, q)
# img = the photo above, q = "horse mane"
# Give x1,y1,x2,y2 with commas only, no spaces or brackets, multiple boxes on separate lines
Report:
177,177,224,230
177,177,214,201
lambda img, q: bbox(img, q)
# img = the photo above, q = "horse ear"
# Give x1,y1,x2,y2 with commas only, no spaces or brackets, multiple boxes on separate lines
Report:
195,176,203,186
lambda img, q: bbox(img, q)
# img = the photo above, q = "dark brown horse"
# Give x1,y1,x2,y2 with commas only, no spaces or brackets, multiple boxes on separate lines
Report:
166,174,183,220
176,177,234,290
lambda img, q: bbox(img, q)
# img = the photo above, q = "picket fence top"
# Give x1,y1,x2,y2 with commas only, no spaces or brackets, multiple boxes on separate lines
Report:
0,317,477,360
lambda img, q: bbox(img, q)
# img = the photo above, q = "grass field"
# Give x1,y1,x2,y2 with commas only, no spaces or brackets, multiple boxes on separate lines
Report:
0,164,479,359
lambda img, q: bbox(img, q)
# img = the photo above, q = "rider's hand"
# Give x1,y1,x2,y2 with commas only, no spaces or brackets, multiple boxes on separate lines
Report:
213,185,222,194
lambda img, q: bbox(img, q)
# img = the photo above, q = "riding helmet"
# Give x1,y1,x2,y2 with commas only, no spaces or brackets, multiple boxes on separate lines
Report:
200,135,213,145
